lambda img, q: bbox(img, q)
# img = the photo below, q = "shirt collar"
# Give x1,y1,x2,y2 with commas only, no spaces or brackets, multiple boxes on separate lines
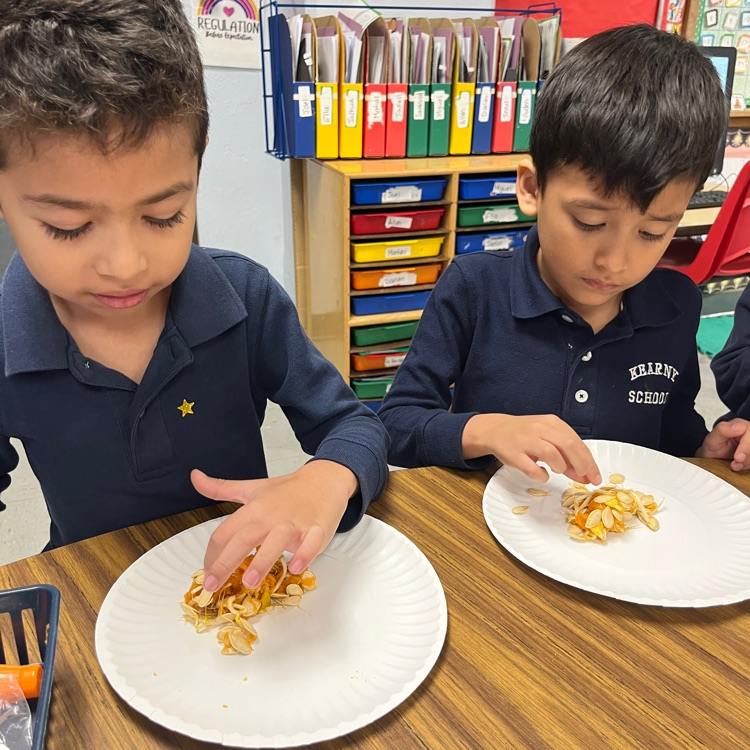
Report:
2,245,247,377
509,225,684,328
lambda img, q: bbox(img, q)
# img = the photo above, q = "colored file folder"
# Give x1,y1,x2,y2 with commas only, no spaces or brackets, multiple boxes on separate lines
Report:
492,16,523,154
428,19,454,156
385,18,408,158
313,16,341,159
406,18,431,157
449,19,477,155
363,18,388,158
472,18,500,154
338,10,366,159
512,17,541,153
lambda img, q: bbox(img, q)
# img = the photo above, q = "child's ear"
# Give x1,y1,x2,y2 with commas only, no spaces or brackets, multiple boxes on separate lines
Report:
516,159,540,217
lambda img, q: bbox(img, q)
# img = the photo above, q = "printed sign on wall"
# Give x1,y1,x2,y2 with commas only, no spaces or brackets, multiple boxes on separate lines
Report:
189,0,261,69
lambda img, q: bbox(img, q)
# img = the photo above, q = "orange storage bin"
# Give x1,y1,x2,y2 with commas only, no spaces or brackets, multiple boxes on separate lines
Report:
350,263,441,291
351,348,409,372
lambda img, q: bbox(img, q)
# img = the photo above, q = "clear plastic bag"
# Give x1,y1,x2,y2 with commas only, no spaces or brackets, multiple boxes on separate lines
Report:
0,675,32,750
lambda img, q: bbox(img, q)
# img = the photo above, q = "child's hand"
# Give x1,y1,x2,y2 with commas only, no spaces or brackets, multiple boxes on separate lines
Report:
697,419,750,471
462,413,601,485
191,460,356,593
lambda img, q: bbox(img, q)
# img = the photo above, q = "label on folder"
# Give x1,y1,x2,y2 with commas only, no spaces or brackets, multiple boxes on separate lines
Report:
382,186,422,203
456,91,471,129
345,90,359,128
518,89,533,125
295,86,314,118
432,90,449,121
478,88,492,123
319,87,333,126
500,87,514,122
412,91,427,120
367,92,384,125
390,92,406,123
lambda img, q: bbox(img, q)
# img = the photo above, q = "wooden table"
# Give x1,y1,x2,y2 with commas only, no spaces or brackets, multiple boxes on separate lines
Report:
1,460,749,749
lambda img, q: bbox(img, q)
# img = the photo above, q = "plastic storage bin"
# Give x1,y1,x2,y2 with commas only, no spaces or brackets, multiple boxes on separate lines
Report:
351,177,448,206
351,347,409,372
351,263,441,290
0,584,60,750
456,230,528,254
351,290,431,316
351,321,419,346
458,175,517,200
350,208,446,235
457,203,535,227
351,236,444,263
351,377,394,399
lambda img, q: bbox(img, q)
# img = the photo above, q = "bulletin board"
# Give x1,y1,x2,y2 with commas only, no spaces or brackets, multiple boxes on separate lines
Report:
493,1,660,38
694,0,750,110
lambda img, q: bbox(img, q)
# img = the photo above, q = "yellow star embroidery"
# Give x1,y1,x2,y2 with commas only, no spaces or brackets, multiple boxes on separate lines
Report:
178,399,195,417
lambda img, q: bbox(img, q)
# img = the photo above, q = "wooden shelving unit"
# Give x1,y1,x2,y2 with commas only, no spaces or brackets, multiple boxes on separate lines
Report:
290,154,527,397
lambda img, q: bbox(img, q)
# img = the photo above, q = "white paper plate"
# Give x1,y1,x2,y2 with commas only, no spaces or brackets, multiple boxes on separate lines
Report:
95,515,447,747
483,439,750,607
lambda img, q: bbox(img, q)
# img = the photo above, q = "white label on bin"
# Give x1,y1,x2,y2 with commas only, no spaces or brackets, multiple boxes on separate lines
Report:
518,88,533,125
483,236,513,251
390,92,406,122
385,245,412,258
500,85,514,122
378,271,418,288
432,90,449,121
385,354,407,368
385,216,413,229
483,207,518,223
478,87,492,122
319,87,333,125
367,91,384,125
412,90,426,120
382,186,422,203
456,91,471,128
295,86,314,118
490,180,516,196
345,90,360,127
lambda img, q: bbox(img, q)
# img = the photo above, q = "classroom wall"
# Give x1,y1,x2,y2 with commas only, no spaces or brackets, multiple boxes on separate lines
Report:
185,0,495,298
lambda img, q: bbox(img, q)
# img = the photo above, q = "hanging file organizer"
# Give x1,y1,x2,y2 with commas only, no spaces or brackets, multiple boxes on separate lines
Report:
492,15,523,154
260,2,561,161
512,17,541,153
363,17,388,158
449,18,477,155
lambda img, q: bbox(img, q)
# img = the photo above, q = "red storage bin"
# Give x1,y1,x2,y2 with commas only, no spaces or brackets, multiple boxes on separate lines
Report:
350,208,445,235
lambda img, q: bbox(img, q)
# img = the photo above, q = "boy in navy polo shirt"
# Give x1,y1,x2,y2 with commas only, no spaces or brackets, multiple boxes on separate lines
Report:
379,25,750,482
0,0,389,594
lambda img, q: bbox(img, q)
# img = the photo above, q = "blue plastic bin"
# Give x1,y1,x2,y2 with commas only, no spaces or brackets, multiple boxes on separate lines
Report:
351,177,448,206
0,584,60,750
456,230,529,255
351,290,431,316
458,175,517,200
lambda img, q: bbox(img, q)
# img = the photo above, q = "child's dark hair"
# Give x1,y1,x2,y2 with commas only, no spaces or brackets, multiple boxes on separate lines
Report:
0,0,208,169
530,24,728,211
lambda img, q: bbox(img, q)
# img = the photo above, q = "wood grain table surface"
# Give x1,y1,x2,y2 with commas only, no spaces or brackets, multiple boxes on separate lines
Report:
1,459,749,749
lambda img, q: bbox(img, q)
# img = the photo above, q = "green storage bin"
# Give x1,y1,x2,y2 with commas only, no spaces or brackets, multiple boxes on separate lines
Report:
457,203,535,227
351,321,419,347
351,377,394,399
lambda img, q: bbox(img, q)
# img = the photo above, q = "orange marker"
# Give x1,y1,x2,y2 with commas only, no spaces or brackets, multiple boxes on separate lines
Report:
0,664,43,700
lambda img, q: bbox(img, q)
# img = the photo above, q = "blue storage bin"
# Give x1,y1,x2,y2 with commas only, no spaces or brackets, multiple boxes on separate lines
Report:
351,177,448,206
363,399,383,412
0,584,60,750
458,175,517,200
351,290,431,316
456,230,528,255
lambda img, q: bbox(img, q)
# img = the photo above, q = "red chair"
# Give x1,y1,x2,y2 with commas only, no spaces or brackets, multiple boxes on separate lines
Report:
658,160,750,284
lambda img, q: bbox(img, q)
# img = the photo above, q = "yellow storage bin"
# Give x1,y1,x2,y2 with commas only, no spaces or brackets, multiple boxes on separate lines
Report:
351,235,445,264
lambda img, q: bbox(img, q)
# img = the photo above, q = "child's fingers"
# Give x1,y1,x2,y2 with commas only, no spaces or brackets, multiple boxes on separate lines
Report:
513,455,550,484
288,525,328,575
239,524,298,589
202,515,265,592
190,469,263,504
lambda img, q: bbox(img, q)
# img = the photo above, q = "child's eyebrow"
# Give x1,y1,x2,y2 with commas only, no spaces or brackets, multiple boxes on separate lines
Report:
22,181,195,210
568,199,681,223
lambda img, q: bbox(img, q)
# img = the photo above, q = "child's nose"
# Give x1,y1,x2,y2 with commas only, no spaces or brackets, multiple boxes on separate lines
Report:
94,234,147,282
595,238,629,274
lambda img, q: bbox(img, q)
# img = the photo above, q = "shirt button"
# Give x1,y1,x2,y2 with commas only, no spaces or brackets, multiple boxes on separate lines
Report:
575,389,589,403
581,351,592,362
561,314,574,323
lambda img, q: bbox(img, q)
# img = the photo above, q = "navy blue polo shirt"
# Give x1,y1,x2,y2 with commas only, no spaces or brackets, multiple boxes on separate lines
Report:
379,226,707,469
712,283,750,420
0,247,389,548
